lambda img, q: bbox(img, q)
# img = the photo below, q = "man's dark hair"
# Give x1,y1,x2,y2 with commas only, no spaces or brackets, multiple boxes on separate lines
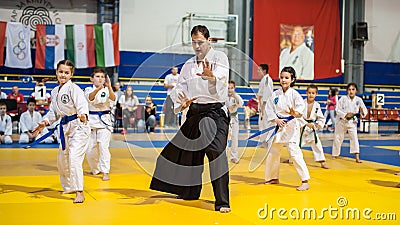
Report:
27,98,36,105
91,67,106,78
229,80,236,87
307,84,318,93
259,64,269,73
191,25,210,39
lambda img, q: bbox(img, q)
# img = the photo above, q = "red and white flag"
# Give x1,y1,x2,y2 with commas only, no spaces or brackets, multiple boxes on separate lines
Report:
5,22,32,68
66,24,96,69
0,21,6,66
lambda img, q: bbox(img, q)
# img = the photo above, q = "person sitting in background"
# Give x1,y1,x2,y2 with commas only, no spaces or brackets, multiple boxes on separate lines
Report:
144,95,157,133
244,97,259,130
0,87,7,99
30,81,51,115
7,85,25,103
119,86,140,134
0,102,13,145
19,98,54,144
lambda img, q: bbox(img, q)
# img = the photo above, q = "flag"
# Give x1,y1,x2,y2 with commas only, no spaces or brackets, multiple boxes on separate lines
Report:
35,24,65,69
5,22,32,68
94,22,120,67
0,21,6,66
66,24,96,69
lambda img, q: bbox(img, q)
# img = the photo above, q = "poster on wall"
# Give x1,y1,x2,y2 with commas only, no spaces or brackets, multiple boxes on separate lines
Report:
279,24,314,80
252,0,342,81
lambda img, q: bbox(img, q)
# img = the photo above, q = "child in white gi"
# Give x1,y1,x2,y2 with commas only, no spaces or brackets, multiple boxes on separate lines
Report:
299,84,328,169
0,102,12,144
19,98,54,144
332,83,367,163
264,66,310,191
226,80,243,163
257,64,274,148
33,59,90,203
85,68,115,181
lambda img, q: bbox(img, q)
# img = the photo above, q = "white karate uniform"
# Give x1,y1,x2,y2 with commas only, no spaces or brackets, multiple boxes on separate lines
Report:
19,110,53,144
279,43,314,80
170,47,229,111
85,86,114,174
332,95,367,156
0,114,12,144
43,80,90,192
226,93,243,161
299,100,326,162
257,74,274,141
264,88,310,181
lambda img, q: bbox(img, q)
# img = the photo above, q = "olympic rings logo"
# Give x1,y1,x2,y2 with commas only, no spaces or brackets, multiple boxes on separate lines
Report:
12,31,27,61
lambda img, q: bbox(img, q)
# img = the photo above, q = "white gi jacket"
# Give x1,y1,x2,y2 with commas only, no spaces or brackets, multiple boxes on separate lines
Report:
0,114,12,135
279,43,314,80
85,86,114,129
20,110,44,133
265,88,305,143
299,100,325,143
226,93,244,122
336,95,368,125
44,80,89,133
257,74,274,104
170,48,229,113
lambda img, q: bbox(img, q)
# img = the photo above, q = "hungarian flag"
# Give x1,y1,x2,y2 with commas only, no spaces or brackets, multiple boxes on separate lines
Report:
35,24,65,69
0,21,6,66
5,22,32,68
66,24,96,69
94,22,119,67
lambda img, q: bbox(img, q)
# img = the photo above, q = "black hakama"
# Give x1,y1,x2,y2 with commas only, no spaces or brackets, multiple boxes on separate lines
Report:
150,102,230,210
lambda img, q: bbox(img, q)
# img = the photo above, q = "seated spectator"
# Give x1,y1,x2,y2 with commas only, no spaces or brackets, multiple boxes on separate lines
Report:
0,87,7,99
119,86,140,134
0,102,13,144
112,82,124,124
30,81,51,115
144,95,157,133
7,85,25,103
19,98,54,144
244,97,259,130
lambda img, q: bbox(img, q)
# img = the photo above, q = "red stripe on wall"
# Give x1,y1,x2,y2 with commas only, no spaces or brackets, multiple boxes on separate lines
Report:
253,0,342,80
112,22,120,66
35,24,46,69
0,21,7,66
86,24,96,68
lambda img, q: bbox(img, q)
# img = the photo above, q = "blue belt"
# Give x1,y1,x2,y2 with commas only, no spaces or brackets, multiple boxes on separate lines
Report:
24,114,78,150
247,115,295,144
89,110,112,126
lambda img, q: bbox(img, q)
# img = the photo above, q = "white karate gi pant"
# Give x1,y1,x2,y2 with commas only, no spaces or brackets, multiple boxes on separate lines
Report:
228,116,239,161
57,121,90,192
258,112,268,142
265,142,310,181
1,135,12,144
300,133,326,162
19,130,54,144
332,119,359,156
86,127,112,174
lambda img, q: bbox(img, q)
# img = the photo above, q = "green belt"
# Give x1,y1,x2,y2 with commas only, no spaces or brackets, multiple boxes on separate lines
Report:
299,119,318,148
346,113,360,120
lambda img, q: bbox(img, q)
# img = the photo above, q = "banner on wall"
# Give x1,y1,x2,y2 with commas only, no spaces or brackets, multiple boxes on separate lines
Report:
0,21,6,66
35,24,65,69
94,22,120,67
253,0,341,81
279,24,314,80
66,24,96,69
5,22,32,68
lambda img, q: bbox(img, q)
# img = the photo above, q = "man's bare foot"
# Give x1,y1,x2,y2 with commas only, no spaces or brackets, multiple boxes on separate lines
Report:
73,191,85,203
355,154,362,163
219,207,231,213
355,159,362,163
102,173,110,181
62,190,76,194
296,182,310,191
265,179,279,184
321,162,329,169
331,156,337,160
